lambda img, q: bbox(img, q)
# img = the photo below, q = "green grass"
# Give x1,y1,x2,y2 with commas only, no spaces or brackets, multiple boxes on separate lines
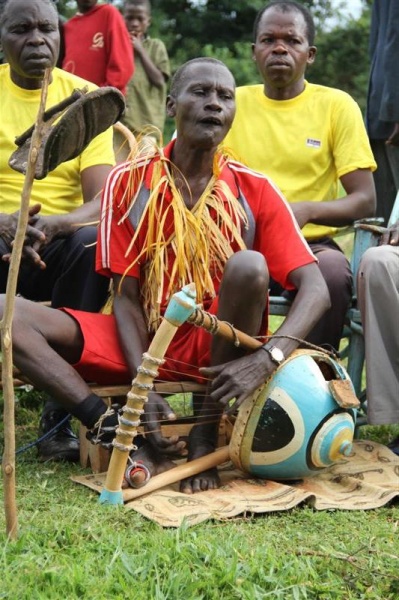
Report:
1,390,399,600
1,229,398,599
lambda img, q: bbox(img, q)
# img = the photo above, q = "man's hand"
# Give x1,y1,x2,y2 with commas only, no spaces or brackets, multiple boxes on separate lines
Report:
380,220,399,246
1,204,46,268
1,203,70,269
200,349,276,414
143,392,187,456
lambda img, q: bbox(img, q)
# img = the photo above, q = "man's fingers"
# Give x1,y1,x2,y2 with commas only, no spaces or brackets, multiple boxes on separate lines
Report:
145,427,187,455
199,365,223,379
26,225,46,243
223,392,247,415
28,203,42,216
21,247,46,269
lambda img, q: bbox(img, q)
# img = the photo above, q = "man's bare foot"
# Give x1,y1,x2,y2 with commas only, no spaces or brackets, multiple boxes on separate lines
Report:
179,434,221,494
180,466,221,494
178,422,221,493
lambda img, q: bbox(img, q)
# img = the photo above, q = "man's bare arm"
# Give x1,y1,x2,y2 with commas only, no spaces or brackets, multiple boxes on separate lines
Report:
202,262,331,412
112,273,186,454
291,168,376,229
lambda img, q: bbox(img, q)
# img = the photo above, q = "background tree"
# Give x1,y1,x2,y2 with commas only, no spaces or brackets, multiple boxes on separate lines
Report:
54,0,75,18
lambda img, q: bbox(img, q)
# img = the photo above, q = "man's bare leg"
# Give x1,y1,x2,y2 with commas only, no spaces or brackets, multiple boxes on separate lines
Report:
1,296,187,454
0,296,112,429
180,250,269,493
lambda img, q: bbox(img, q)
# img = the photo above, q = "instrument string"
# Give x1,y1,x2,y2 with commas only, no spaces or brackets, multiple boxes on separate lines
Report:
137,415,234,438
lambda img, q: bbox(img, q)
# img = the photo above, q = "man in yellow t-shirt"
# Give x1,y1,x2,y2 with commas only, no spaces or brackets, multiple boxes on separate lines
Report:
223,1,376,351
0,0,115,462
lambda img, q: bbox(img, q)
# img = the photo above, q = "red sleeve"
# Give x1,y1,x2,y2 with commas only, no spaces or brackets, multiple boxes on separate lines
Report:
104,7,134,94
96,162,141,278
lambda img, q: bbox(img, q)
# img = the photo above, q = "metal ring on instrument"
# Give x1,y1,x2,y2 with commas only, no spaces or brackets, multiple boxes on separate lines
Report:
223,320,241,347
133,381,154,391
118,416,141,428
142,352,165,366
124,460,151,488
137,365,159,378
115,426,137,437
126,392,147,404
112,439,135,453
200,310,218,335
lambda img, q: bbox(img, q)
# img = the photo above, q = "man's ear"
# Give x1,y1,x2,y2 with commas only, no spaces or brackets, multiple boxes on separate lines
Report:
166,95,176,118
307,46,317,65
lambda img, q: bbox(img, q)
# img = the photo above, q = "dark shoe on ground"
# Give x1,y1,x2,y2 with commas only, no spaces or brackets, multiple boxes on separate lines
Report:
37,411,80,463
387,436,399,456
86,406,119,450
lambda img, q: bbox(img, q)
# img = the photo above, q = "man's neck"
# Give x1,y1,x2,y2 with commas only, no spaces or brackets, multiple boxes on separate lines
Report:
263,79,306,101
10,70,53,91
170,145,217,209
77,5,98,16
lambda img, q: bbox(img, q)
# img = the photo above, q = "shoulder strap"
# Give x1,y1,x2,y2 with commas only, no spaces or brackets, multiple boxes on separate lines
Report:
236,187,256,250
128,184,151,231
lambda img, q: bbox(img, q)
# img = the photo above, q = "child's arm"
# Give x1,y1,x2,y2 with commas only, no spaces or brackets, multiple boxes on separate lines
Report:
131,35,167,88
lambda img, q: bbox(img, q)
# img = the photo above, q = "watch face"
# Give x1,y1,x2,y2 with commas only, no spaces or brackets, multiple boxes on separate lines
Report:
271,347,285,363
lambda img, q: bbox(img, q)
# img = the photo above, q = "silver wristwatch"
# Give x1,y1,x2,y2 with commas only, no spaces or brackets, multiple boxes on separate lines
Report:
261,344,285,365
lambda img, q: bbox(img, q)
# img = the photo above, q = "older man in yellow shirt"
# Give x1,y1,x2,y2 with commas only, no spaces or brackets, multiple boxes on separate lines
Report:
0,0,116,462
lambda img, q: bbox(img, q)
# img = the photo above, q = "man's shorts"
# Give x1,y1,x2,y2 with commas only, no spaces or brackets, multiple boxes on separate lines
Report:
62,299,221,385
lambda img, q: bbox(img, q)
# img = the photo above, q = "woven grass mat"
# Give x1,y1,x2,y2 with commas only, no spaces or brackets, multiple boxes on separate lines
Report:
72,440,399,527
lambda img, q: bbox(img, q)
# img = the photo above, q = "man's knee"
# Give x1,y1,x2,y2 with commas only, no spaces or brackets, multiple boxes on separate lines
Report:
317,249,352,294
66,227,98,259
60,227,98,273
359,245,398,283
2,297,31,347
223,250,269,293
0,295,24,323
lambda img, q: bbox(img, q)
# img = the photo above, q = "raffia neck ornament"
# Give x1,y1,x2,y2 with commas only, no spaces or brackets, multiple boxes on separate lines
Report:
118,144,249,332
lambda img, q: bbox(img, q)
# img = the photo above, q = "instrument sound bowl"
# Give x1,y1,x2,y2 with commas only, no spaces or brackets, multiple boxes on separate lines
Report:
229,349,357,480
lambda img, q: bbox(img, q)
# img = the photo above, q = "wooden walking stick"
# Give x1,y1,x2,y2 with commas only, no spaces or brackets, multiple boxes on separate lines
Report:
1,68,51,539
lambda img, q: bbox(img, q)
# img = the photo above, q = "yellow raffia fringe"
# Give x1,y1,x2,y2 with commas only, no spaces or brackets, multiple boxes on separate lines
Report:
115,142,249,332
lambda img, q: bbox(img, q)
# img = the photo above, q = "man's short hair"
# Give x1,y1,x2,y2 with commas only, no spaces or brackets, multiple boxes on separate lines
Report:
170,57,233,98
0,0,57,30
253,1,316,46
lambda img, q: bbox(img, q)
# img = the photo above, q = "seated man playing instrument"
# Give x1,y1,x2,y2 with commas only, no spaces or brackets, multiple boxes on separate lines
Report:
0,57,330,493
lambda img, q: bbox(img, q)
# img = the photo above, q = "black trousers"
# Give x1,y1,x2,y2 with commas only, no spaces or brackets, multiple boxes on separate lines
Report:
0,226,109,312
270,237,353,352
